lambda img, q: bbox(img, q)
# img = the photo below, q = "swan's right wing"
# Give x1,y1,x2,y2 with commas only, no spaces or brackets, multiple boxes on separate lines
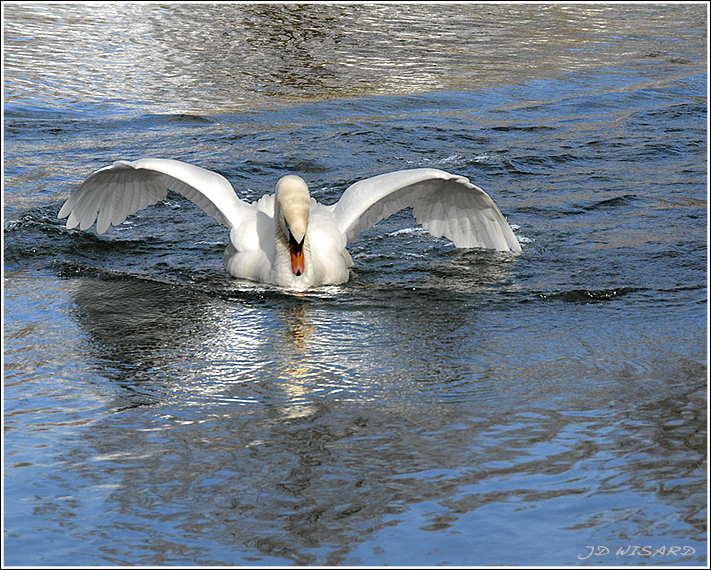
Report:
58,159,255,238
332,168,521,252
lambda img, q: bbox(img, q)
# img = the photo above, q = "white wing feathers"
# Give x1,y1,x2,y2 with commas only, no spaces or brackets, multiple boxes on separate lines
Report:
59,162,520,263
333,168,521,252
58,159,247,234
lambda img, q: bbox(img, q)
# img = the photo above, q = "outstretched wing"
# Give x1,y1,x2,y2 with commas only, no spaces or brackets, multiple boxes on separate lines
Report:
332,168,521,252
58,158,251,235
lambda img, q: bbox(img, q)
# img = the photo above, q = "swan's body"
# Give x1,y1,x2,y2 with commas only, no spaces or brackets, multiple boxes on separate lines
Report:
59,159,521,289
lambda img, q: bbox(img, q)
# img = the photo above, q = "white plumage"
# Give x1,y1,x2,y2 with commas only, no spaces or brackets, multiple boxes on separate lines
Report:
58,159,521,289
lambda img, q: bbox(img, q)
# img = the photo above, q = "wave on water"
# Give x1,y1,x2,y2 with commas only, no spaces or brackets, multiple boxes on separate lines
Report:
533,287,647,304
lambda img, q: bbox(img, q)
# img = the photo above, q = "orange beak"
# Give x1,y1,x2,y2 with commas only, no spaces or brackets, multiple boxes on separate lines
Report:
290,239,305,276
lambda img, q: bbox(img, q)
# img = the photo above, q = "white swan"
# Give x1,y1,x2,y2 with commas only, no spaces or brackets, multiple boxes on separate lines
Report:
58,159,521,289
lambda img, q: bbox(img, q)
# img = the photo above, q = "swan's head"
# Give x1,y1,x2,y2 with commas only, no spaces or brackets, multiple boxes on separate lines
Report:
275,175,311,277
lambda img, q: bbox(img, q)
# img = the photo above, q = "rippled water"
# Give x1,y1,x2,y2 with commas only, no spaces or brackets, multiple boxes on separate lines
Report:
3,3,708,566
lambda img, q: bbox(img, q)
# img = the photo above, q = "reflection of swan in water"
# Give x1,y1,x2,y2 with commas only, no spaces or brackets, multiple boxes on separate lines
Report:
273,305,319,419
58,159,521,290
65,267,511,418
66,276,327,416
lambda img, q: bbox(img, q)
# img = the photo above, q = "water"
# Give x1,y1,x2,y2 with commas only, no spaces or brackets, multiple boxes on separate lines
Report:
3,3,707,566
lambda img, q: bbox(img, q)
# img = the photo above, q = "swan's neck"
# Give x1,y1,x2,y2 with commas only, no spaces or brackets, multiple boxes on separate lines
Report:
273,175,312,283
274,200,311,278
275,222,311,278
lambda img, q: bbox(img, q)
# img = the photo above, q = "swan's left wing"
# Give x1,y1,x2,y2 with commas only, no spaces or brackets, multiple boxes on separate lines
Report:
332,168,521,252
58,158,250,235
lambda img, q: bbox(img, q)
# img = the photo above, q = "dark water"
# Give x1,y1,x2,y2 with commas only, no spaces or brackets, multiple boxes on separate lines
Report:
3,3,707,566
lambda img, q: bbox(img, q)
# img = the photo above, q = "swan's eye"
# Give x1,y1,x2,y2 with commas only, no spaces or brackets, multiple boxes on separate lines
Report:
288,229,303,248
